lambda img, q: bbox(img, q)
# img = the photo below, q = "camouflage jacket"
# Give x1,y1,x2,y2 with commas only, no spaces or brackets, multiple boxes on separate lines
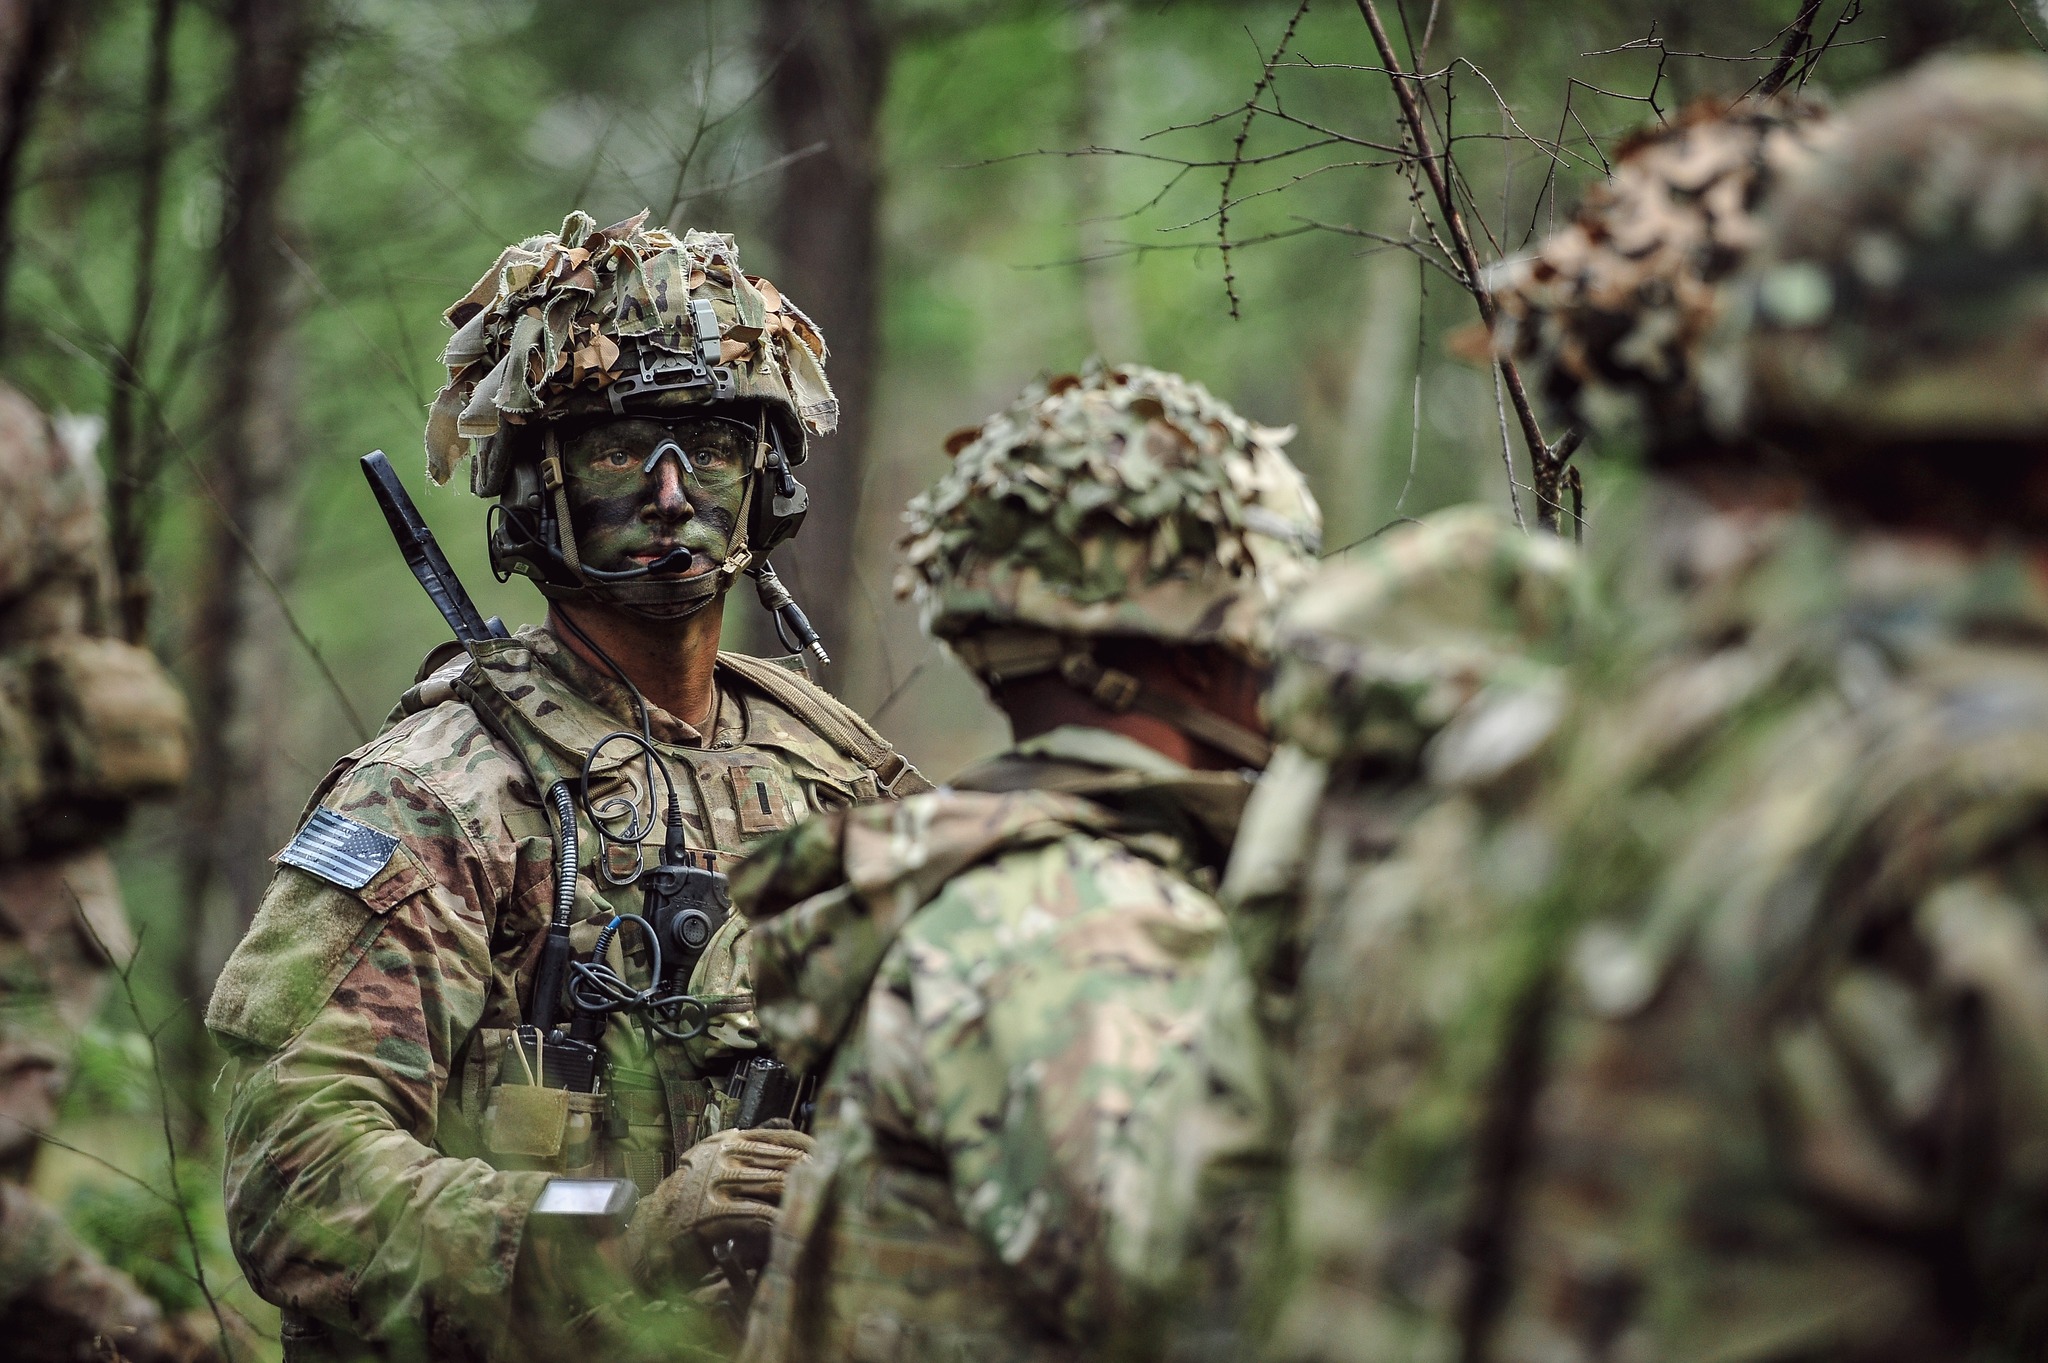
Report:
734,726,1280,1363
1223,506,1579,1076
0,382,194,1363
206,627,923,1363
1270,481,2048,1363
0,382,185,860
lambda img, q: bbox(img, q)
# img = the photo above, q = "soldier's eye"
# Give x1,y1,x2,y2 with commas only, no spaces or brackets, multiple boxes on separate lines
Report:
598,449,634,469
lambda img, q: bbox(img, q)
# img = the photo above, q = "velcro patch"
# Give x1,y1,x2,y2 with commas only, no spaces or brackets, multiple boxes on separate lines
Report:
278,808,402,891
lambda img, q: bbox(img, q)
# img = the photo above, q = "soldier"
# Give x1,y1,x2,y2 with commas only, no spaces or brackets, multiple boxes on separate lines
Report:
0,384,201,1361
204,212,928,1363
1262,55,2048,1363
1221,506,1582,1078
727,361,1321,1362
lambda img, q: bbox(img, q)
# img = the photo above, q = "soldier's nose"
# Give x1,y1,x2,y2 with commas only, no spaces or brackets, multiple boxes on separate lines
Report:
646,455,692,523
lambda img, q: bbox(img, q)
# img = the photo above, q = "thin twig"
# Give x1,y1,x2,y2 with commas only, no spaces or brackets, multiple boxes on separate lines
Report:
1756,0,1823,96
1217,0,1314,318
870,656,934,724
34,321,371,741
1353,0,1564,531
0,1114,181,1209
1794,3,1869,89
173,445,371,742
73,911,237,1362
2008,0,2048,50
1492,355,1525,530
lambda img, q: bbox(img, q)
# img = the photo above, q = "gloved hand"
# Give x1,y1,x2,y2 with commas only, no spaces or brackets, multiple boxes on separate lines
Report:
623,1124,814,1291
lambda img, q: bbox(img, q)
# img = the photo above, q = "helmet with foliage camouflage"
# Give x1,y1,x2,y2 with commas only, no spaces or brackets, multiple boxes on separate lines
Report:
1491,95,1831,455
424,210,834,616
1709,55,2048,444
899,359,1321,659
897,360,1321,765
1267,505,1580,785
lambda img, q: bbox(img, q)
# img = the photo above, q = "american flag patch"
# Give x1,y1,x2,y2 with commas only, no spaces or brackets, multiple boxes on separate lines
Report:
278,808,401,890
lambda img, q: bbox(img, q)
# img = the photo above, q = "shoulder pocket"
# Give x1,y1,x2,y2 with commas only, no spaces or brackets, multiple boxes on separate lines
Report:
205,840,432,1054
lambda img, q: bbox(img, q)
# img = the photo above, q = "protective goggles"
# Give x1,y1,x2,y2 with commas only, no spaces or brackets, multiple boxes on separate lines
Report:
577,414,759,492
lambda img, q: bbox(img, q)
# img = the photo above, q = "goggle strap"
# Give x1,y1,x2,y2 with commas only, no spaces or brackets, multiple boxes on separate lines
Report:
544,428,588,583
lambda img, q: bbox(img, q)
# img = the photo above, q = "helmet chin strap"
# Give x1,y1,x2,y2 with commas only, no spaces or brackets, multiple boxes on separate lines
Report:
537,423,761,622
951,629,1274,770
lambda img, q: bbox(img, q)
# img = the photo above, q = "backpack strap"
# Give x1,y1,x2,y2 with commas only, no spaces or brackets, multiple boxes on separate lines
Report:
715,651,933,797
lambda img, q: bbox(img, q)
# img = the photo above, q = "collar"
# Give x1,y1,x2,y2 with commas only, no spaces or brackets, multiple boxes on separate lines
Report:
459,627,746,783
1620,478,2048,661
952,723,1252,854
1010,724,1195,776
522,625,743,749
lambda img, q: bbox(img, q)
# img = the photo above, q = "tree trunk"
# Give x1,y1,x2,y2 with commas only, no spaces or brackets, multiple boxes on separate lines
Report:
176,0,317,1064
106,0,180,644
1069,0,1140,361
758,0,887,674
0,0,69,356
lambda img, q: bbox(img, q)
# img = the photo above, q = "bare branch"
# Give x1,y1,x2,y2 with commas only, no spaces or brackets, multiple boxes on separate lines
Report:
1217,0,1314,319
1757,0,1823,96
1352,0,1571,532
72,910,239,1362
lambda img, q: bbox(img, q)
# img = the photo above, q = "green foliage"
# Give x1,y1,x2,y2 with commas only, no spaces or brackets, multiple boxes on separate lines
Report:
64,1159,223,1314
64,1023,157,1117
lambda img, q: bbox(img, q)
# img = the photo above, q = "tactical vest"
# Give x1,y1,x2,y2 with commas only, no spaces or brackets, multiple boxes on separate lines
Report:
397,636,927,1195
740,763,1246,1363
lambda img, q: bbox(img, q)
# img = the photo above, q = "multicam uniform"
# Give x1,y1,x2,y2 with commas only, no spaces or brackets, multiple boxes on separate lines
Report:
737,729,1275,1363
1269,486,2048,1361
207,213,926,1363
1222,506,1580,1088
737,362,1322,1363
1259,56,2048,1363
209,632,921,1362
0,383,194,1362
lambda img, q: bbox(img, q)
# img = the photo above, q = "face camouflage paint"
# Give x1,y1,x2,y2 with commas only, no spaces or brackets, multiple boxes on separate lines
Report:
561,415,754,580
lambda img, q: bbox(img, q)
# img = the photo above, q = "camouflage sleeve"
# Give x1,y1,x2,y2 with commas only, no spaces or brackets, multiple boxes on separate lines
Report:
210,751,549,1362
1776,860,2048,1257
882,834,1282,1345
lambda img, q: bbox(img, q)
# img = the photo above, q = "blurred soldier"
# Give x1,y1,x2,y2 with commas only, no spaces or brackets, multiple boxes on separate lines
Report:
1261,56,2048,1363
205,212,928,1363
1221,507,1581,1076
0,385,199,1360
730,361,1322,1362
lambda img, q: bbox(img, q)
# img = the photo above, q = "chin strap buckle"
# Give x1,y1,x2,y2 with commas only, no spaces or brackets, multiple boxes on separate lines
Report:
1059,653,1141,711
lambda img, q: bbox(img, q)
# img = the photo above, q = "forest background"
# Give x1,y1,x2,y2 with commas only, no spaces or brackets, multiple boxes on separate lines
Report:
5,0,2035,1353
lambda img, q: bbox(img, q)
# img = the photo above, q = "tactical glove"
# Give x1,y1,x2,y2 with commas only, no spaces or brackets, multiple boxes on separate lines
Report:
623,1123,814,1291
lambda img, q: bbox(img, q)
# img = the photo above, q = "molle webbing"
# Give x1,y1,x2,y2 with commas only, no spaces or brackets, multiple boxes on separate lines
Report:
714,651,931,796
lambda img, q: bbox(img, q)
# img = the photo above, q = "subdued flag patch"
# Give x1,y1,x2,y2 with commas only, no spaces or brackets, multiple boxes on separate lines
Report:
278,807,401,891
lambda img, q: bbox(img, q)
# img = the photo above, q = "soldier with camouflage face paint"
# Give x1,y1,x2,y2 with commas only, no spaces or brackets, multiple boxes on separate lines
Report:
1259,57,2048,1363
204,213,928,1363
728,361,1320,1363
0,384,204,1362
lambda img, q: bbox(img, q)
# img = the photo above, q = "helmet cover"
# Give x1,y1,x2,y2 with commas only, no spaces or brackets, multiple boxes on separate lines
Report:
1491,95,1832,452
897,360,1322,670
1712,55,2048,443
426,209,836,494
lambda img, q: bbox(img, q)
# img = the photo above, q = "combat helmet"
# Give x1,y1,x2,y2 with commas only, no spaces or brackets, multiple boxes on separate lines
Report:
425,209,834,624
1491,95,1833,456
896,360,1322,767
1711,55,2048,449
1266,505,1581,787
